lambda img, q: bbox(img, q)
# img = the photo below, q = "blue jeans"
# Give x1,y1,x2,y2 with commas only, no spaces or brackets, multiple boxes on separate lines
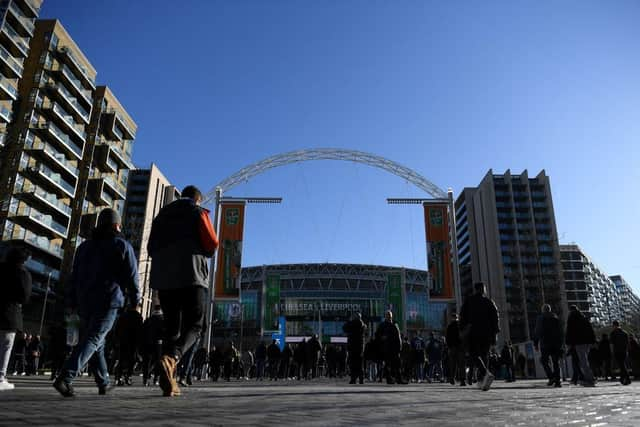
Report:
62,308,119,387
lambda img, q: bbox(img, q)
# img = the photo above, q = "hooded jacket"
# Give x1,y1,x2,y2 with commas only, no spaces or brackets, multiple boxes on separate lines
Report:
534,311,563,352
147,198,218,290
0,261,31,331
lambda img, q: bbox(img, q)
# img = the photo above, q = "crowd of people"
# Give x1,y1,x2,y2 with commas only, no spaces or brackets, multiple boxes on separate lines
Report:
1,184,639,397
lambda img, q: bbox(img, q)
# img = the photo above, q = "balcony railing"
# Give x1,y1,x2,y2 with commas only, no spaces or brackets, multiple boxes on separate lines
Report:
23,161,75,197
50,82,90,123
55,64,93,104
24,135,79,177
8,1,35,35
12,203,68,238
0,76,18,100
107,109,136,138
35,121,84,159
4,226,63,258
58,46,95,88
102,173,126,198
2,21,29,56
50,102,86,141
0,43,23,77
0,105,12,122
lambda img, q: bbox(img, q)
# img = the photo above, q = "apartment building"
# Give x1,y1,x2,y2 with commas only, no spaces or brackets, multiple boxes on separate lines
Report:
122,164,179,318
0,19,135,330
610,275,640,330
559,244,622,329
455,170,566,344
0,0,42,148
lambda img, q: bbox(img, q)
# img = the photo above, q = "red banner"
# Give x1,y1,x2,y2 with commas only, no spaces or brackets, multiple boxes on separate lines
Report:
214,202,245,299
424,202,454,300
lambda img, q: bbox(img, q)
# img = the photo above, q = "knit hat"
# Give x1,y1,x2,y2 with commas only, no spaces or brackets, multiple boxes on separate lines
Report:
97,208,121,229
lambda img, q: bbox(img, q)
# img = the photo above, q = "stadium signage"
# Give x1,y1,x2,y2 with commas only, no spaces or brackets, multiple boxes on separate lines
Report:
279,301,366,316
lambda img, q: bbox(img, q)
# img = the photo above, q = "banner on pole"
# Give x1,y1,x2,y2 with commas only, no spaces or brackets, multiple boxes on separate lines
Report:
264,274,281,332
214,202,246,299
386,272,404,328
424,202,454,300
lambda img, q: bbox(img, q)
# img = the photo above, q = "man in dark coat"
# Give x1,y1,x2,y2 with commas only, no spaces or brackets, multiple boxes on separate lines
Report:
343,312,366,384
534,304,563,387
27,334,43,375
255,341,267,380
375,310,406,384
446,313,465,385
147,185,218,397
0,247,32,390
294,339,307,380
306,335,322,379
141,306,164,386
598,334,612,380
115,305,143,385
267,339,281,380
54,208,140,397
565,305,596,387
610,320,631,385
411,332,426,383
460,282,499,391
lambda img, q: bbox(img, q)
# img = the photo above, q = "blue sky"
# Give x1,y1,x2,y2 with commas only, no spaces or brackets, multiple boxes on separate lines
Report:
42,1,640,293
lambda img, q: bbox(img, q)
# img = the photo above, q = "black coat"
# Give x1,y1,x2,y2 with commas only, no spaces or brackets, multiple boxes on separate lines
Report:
343,318,366,355
610,328,629,355
446,320,462,349
0,262,32,331
460,293,500,345
565,311,595,346
533,312,563,351
375,321,402,355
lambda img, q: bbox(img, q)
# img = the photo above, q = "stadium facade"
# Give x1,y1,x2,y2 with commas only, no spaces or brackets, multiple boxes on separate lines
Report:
210,263,452,347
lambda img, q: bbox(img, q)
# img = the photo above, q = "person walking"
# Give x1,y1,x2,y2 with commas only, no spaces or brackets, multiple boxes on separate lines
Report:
598,334,612,381
306,335,322,379
255,341,267,380
267,340,281,380
53,208,140,397
0,247,32,391
343,312,366,384
459,282,500,391
610,320,631,385
446,313,466,386
147,185,219,397
141,306,164,386
27,334,42,375
565,305,596,387
115,305,143,386
411,332,426,383
500,342,515,383
533,304,563,387
375,310,407,385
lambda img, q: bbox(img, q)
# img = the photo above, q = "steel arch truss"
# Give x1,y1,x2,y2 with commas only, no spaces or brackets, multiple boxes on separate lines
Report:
204,148,446,203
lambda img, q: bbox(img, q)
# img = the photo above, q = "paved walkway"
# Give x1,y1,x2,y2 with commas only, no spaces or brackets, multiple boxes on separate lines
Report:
0,376,639,426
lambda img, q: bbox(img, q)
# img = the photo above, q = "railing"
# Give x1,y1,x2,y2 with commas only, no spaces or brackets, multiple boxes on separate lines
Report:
54,82,90,122
2,21,29,54
0,43,23,75
0,105,12,122
39,120,84,158
57,64,93,102
26,161,75,196
103,173,126,196
58,46,95,87
13,203,67,236
107,109,136,138
106,153,118,171
51,102,86,141
24,135,79,177
0,76,18,98
8,1,36,34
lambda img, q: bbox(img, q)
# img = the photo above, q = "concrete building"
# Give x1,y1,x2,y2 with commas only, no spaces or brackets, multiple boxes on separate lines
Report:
0,0,43,148
0,19,135,331
455,170,566,344
122,164,179,318
610,275,640,331
559,244,622,329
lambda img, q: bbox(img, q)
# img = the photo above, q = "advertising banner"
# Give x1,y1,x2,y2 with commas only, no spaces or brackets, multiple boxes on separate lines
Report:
386,272,404,328
214,202,246,299
424,202,454,300
264,274,281,332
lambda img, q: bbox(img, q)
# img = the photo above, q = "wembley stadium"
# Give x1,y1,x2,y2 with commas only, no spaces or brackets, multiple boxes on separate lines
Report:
210,263,453,347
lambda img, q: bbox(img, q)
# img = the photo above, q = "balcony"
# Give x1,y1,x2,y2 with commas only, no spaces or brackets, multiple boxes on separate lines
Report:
45,81,91,123
44,102,86,142
16,183,72,219
57,46,95,89
33,121,84,160
86,178,113,206
0,105,12,123
52,63,93,105
10,204,68,239
102,140,134,169
7,0,35,36
103,174,126,199
8,227,63,258
24,134,79,179
0,76,18,100
17,0,41,18
93,143,118,173
1,21,29,57
21,161,75,198
107,109,136,139
0,43,24,79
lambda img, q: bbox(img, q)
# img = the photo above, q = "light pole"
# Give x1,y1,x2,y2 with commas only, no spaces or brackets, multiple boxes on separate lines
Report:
38,271,52,337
